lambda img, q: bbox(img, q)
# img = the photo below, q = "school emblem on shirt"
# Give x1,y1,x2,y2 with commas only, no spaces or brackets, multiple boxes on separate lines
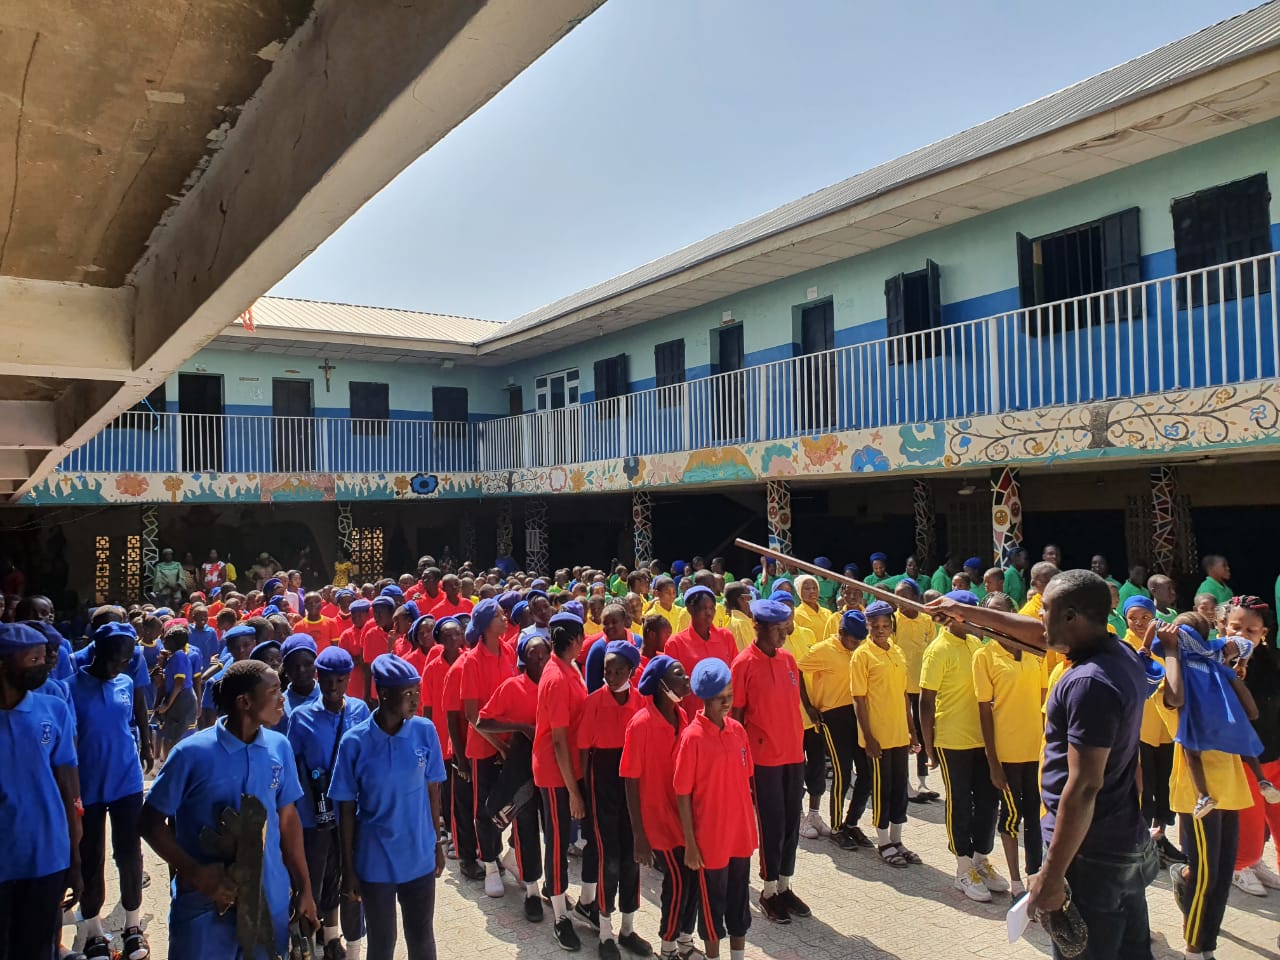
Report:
788,668,797,687
414,746,429,768
740,747,748,768
269,762,283,791
40,720,53,745
117,687,132,705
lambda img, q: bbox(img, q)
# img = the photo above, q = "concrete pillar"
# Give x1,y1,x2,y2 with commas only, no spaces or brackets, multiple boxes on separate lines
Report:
525,498,549,575
337,502,353,554
766,480,793,555
1149,466,1177,575
912,479,935,570
991,467,1023,565
141,505,159,591
496,501,513,560
632,492,653,567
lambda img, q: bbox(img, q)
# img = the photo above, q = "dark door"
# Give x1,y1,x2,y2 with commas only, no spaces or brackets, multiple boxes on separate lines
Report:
177,373,224,472
798,301,836,431
432,387,469,470
716,326,746,442
272,379,315,472
507,387,523,418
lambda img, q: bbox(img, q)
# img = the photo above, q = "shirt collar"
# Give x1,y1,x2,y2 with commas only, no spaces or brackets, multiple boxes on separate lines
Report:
214,718,267,754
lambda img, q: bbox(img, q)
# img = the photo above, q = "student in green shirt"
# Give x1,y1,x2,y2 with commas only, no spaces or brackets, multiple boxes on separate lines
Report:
1147,574,1178,623
1089,554,1122,588
709,556,735,585
1195,554,1233,605
608,564,629,598
1116,564,1150,607
878,555,920,593
755,557,779,596
962,558,986,600
864,552,890,604
929,556,957,595
1106,581,1126,635
1001,548,1028,608
812,557,840,611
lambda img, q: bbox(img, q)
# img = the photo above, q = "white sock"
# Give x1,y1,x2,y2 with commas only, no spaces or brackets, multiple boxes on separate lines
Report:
600,913,615,942
778,875,791,893
552,893,568,920
762,879,777,897
579,881,597,905
677,933,694,947
975,851,988,867
890,822,902,844
526,881,540,897
958,855,973,876
621,912,635,935
125,908,141,929
323,924,340,944
83,916,104,938
917,778,929,791
346,940,363,960
731,950,745,960
660,940,677,956
876,827,891,846
485,860,499,875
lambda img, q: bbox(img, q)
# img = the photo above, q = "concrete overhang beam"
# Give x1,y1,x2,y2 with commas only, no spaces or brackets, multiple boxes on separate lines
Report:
1,277,140,381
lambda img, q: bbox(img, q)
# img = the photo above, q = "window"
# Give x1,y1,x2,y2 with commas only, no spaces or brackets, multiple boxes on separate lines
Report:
431,387,468,423
1172,173,1271,302
535,369,578,411
885,260,941,361
593,354,629,402
1017,208,1140,332
349,381,389,435
655,339,685,388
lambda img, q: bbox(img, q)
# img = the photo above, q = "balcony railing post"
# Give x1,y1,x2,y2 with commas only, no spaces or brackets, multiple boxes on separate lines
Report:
681,382,690,451
755,366,767,441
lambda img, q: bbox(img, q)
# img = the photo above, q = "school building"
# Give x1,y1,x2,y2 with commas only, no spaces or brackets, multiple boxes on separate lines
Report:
12,4,1280,606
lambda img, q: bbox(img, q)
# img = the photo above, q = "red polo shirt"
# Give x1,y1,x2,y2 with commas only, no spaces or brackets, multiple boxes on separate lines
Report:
665,625,738,711
578,632,605,669
421,652,457,759
533,655,587,789
577,685,641,751
338,623,367,700
462,641,517,759
297,616,340,648
730,644,805,767
360,621,392,668
672,713,757,870
429,595,474,619
479,673,539,749
620,701,688,851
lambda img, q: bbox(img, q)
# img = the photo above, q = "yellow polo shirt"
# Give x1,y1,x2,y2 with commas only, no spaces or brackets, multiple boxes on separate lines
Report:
972,643,1045,763
794,603,833,645
1121,630,1173,746
849,640,910,748
1151,691,1251,812
784,625,819,731
727,609,755,654
796,637,854,712
646,601,690,634
919,628,984,750
894,610,935,696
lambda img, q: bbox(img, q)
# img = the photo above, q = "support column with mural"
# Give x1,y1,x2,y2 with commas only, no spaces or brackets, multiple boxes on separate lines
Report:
525,498,549,575
766,480,793,554
1149,465,1192,576
632,492,653,568
141,505,159,591
991,467,1023,565
912,479,935,570
337,502,353,555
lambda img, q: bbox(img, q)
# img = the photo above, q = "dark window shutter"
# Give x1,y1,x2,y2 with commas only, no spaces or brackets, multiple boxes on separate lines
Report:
926,259,942,329
654,339,685,388
1101,207,1141,290
594,354,629,401
885,273,905,338
1016,232,1037,308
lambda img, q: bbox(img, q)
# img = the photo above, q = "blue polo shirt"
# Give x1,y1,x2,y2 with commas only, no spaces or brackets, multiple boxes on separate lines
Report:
165,650,194,691
188,625,220,666
328,715,447,883
200,651,234,713
287,697,372,828
146,720,303,936
52,638,75,682
67,668,143,805
74,642,152,693
34,676,70,704
285,685,321,717
0,691,78,881
584,631,641,693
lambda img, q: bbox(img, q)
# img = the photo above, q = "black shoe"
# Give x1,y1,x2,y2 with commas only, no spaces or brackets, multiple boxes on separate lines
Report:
619,931,653,956
525,894,546,923
555,916,582,951
84,936,112,960
759,893,791,924
575,900,601,929
830,826,861,851
599,939,621,960
907,793,932,805
1157,835,1187,865
124,925,152,960
847,825,875,848
460,859,486,881
778,888,810,918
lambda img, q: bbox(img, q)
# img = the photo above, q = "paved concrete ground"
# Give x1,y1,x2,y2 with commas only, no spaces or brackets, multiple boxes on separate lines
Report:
77,791,1280,960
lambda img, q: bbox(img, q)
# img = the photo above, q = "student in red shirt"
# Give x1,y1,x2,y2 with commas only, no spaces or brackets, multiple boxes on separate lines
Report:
420,617,476,878
674,658,756,960
439,617,484,883
359,597,396,708
460,599,516,898
730,599,811,924
534,613,590,952
429,574,475,620
296,592,340,649
497,591,523,649
665,588,737,713
390,602,420,658
622,656,698,960
476,632,551,923
402,614,436,676
330,588,355,635
578,641,647,959
318,585,340,620
408,566,442,608
338,599,372,702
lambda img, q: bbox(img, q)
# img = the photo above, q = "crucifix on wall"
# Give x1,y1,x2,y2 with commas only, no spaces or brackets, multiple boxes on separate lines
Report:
318,358,336,392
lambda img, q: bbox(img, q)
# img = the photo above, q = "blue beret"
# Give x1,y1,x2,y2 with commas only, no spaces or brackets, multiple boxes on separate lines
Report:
562,600,585,622
372,596,396,611
315,646,354,674
767,590,796,607
410,615,434,642
762,557,776,567
840,610,868,639
380,585,405,602
605,639,641,668
747,586,760,600
349,599,372,613
90,621,138,645
690,657,732,700
154,607,174,618
251,640,281,660
517,631,548,668
210,587,222,598
870,552,888,563
898,577,920,593
843,563,859,574
638,655,676,696
945,590,979,606
401,601,421,621
530,579,549,591
964,557,983,569
263,578,283,592
683,586,715,605
813,557,832,569
751,564,763,576
371,653,419,689
336,589,356,600
672,561,687,576
497,591,521,612
466,598,501,646
0,622,46,653
549,611,583,628
1122,596,1157,616
525,589,549,604
750,599,792,623
865,600,895,619
433,616,460,641
281,634,318,661
511,601,529,623
223,623,256,644
25,620,67,646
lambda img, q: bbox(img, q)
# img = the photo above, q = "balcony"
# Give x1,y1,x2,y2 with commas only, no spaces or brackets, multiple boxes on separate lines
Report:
59,251,1279,479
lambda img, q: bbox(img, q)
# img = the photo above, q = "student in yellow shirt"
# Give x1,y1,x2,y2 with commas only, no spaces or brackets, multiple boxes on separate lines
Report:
919,589,1006,902
793,576,833,642
625,592,646,636
645,576,690,634
851,601,920,867
797,610,873,851
892,579,939,802
973,623,1045,897
1018,562,1061,683
770,590,829,839
723,582,755,654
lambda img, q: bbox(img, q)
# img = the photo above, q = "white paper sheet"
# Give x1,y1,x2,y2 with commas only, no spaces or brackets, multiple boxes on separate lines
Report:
1007,893,1032,944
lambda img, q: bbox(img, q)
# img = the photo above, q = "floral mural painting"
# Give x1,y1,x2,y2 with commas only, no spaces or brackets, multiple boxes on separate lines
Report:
410,474,439,496
898,423,945,464
681,448,755,484
800,435,846,468
760,444,797,477
851,445,889,472
115,474,149,497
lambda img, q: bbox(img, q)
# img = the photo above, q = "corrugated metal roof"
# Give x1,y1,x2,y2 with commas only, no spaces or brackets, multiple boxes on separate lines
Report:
489,1,1280,340
238,296,502,344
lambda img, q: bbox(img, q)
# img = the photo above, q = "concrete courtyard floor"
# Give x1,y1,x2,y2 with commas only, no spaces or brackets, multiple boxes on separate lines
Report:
77,791,1280,960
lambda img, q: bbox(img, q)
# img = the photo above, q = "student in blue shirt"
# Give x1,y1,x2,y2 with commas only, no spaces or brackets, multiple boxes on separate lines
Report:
141,658,317,959
188,603,220,666
330,653,447,960
199,622,260,728
0,621,83,960
67,622,150,960
288,646,371,960
155,624,198,762
24,619,73,704
281,634,322,718
77,605,155,774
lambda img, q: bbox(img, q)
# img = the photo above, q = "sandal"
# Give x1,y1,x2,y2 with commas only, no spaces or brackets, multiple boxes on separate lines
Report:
124,925,151,960
877,843,909,868
895,846,923,865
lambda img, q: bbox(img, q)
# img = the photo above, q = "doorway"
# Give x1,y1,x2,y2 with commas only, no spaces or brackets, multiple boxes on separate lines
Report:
273,379,315,472
178,373,224,471
797,301,837,432
432,387,470,470
714,325,746,443
532,368,580,466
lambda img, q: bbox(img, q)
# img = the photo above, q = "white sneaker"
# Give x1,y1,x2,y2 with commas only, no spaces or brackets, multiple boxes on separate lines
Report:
500,846,518,876
954,868,992,902
976,859,1010,893
1233,867,1267,896
810,810,832,836
799,811,820,840
484,869,505,898
1010,879,1025,898
1252,860,1280,889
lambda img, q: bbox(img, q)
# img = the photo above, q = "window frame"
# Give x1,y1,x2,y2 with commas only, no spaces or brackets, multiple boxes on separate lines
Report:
348,381,390,435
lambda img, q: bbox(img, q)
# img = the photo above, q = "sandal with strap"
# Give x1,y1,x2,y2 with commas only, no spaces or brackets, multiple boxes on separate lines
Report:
895,846,923,865
124,925,151,960
877,843,909,868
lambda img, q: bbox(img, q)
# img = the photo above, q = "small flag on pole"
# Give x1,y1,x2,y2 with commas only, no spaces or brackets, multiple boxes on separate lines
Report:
239,306,255,333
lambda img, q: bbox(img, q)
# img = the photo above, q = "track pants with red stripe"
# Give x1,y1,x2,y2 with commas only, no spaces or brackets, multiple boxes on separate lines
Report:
540,785,575,896
586,748,639,916
653,848,698,942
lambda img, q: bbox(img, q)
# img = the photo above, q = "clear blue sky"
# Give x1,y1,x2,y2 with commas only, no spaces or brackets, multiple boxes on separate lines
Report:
271,0,1255,321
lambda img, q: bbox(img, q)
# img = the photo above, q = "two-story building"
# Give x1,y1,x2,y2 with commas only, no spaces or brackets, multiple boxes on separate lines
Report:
14,3,1280,605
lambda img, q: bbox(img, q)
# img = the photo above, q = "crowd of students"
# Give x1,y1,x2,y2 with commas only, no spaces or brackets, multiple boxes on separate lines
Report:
0,544,1275,960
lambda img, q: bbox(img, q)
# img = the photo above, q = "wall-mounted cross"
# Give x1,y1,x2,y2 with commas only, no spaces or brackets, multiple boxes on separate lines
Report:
318,358,336,392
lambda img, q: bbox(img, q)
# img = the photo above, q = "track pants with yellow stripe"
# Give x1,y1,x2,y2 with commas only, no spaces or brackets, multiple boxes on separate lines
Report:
1177,810,1237,954
869,746,909,829
998,760,1042,875
934,746,997,859
817,705,871,828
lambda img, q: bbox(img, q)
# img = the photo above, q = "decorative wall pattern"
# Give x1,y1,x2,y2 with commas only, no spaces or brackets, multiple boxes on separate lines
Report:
459,514,477,568
912,479,935,570
1150,466,1178,575
141,506,159,588
337,503,353,553
991,467,1022,566
632,492,653,567
525,499,549,575
766,479,793,555
25,382,1280,505
495,502,513,560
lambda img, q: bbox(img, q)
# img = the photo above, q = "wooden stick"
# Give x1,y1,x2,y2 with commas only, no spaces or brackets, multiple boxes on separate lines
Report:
735,538,1046,656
